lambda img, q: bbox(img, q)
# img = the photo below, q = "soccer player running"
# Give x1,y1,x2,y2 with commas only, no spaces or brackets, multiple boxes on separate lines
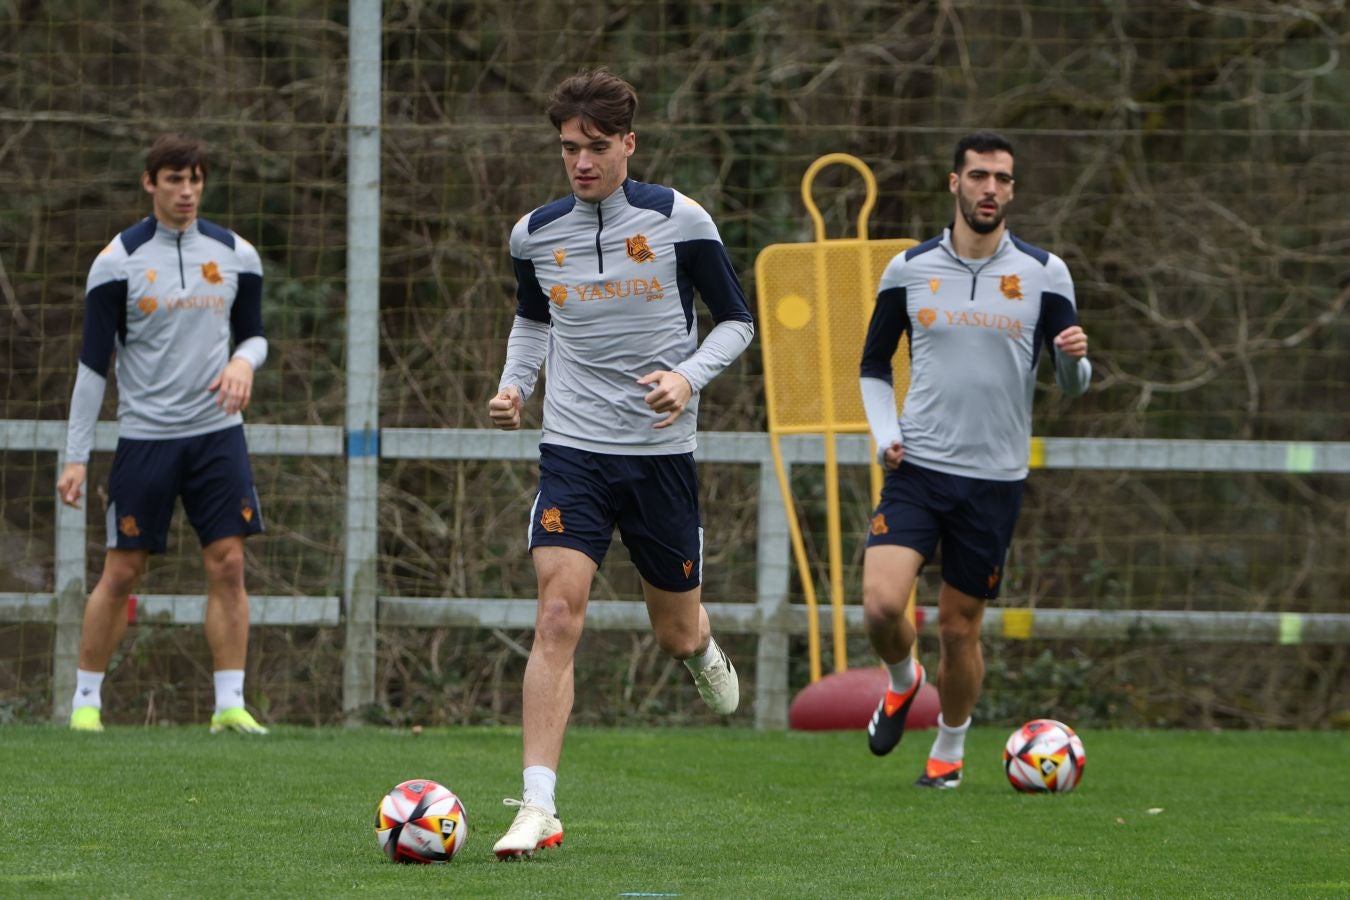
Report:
487,68,754,859
58,133,270,735
858,131,1091,788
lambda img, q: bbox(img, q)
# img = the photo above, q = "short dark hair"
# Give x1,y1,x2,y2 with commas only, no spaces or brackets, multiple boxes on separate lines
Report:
145,133,208,183
546,68,638,137
952,131,1014,173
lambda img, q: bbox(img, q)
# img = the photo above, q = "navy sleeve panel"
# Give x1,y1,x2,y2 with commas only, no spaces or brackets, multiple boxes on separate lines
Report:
904,235,943,261
230,273,265,342
860,286,910,383
675,238,753,335
1033,291,1079,367
526,195,577,235
1010,234,1051,266
118,217,158,256
79,280,126,377
622,179,676,217
512,256,553,323
197,218,237,250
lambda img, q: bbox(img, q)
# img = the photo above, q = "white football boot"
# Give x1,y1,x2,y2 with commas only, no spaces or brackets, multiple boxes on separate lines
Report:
493,798,563,860
692,644,740,714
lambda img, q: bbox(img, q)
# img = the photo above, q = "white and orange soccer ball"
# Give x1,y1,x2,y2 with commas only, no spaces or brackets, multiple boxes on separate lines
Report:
375,779,469,863
1003,719,1086,793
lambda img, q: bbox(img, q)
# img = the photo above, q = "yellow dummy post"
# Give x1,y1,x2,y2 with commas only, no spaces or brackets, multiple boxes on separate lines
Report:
755,154,916,683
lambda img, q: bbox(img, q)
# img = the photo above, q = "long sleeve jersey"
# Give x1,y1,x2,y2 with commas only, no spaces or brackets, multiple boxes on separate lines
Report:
64,216,266,462
859,227,1091,481
500,178,754,455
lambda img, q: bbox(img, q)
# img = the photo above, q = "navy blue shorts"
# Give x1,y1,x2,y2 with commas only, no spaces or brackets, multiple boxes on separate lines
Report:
529,444,703,592
865,461,1024,601
106,425,263,554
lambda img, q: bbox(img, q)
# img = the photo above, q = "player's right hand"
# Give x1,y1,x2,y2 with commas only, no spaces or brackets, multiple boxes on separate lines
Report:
488,386,522,430
880,440,905,470
57,462,87,509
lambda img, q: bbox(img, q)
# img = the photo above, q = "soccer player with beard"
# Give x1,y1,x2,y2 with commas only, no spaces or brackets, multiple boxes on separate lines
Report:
857,131,1091,788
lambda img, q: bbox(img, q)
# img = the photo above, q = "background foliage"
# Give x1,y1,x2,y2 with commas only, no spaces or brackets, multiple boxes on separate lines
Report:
1,0,1346,727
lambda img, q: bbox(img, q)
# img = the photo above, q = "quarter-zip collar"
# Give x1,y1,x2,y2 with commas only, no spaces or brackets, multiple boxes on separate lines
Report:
938,224,1012,265
155,218,199,289
573,180,632,275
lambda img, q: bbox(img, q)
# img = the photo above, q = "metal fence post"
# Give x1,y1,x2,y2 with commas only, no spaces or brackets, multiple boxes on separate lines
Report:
51,452,86,722
753,459,792,729
343,0,381,725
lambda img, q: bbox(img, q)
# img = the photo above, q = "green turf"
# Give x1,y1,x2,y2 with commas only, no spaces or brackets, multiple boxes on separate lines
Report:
1,724,1346,898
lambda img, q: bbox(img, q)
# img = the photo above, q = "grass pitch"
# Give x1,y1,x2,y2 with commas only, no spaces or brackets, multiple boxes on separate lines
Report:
1,724,1346,897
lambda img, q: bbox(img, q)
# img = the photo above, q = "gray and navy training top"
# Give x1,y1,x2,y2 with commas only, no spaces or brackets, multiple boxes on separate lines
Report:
860,227,1091,481
499,178,754,455
64,217,267,462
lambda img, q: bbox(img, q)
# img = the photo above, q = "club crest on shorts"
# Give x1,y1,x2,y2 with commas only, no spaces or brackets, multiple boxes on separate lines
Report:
870,513,888,536
540,507,564,533
682,559,694,579
119,515,141,537
241,499,254,523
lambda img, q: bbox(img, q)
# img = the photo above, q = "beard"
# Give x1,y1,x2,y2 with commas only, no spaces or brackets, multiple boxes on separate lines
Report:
959,195,1005,234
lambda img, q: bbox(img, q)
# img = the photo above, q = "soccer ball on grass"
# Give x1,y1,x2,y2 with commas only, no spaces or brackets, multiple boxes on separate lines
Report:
375,779,468,862
1003,719,1086,793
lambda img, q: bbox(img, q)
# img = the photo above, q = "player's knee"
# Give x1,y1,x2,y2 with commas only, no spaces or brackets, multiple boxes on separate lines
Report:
937,611,981,647
204,543,246,586
861,587,908,635
99,556,145,595
533,595,584,648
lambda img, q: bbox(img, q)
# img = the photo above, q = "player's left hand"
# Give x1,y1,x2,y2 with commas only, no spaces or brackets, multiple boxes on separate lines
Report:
209,357,255,414
637,370,693,429
1053,325,1088,358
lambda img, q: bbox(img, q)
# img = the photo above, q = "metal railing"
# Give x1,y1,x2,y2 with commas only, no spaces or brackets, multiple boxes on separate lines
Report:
4,419,1349,729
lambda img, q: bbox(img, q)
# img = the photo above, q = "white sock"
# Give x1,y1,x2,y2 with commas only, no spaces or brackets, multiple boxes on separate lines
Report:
885,656,918,694
523,765,557,815
213,669,245,714
73,669,104,710
683,636,721,673
929,713,971,764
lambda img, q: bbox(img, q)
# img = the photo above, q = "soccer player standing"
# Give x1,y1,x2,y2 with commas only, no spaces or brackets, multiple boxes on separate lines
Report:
58,134,270,735
859,131,1091,787
486,69,754,858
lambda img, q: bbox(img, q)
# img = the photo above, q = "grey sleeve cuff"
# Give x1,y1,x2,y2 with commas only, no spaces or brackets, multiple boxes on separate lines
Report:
672,319,754,392
65,362,107,463
231,336,269,371
497,315,550,402
1054,353,1092,397
860,376,903,464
